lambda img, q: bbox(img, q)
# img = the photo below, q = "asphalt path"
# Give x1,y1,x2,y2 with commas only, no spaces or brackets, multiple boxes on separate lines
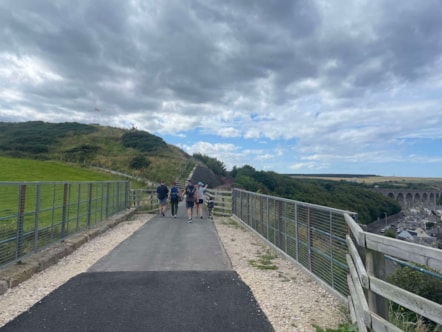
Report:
1,202,274,332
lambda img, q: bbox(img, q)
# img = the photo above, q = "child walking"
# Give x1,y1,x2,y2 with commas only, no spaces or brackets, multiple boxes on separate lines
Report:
207,196,214,219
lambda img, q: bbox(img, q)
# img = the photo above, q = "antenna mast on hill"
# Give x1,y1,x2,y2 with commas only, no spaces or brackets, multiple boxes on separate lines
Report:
91,101,103,125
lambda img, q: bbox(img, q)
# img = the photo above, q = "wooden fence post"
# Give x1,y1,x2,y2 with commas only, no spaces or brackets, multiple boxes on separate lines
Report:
366,249,389,321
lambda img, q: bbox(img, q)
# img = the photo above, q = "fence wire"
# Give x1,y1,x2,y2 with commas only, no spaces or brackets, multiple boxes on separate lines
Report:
0,181,129,267
232,188,357,297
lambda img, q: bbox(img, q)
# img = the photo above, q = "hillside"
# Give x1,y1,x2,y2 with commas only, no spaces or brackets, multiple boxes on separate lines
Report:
231,166,402,225
0,121,195,185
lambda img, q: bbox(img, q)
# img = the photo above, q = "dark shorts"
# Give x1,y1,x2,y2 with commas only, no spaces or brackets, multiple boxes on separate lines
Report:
186,200,195,209
196,199,203,204
158,198,167,206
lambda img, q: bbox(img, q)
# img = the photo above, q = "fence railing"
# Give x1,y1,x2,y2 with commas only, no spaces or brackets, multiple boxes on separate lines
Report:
0,181,129,268
204,189,232,217
232,188,355,300
129,188,158,213
232,188,442,332
346,215,442,332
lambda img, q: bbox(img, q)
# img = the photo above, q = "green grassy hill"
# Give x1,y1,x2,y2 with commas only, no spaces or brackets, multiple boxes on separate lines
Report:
0,121,195,185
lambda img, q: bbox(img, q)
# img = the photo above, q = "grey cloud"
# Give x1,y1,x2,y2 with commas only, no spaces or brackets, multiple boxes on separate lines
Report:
0,0,441,141
376,2,442,79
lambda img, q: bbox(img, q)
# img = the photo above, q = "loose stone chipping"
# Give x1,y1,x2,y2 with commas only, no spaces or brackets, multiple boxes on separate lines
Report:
214,217,345,332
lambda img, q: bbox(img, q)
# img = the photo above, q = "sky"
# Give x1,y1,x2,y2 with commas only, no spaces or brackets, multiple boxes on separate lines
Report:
1,1,442,177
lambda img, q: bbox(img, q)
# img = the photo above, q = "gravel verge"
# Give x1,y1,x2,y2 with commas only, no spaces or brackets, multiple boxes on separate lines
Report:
0,214,346,331
214,217,346,332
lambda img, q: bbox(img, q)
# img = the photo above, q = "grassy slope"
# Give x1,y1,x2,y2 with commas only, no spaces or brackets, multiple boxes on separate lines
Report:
53,126,193,185
0,156,123,182
0,123,195,185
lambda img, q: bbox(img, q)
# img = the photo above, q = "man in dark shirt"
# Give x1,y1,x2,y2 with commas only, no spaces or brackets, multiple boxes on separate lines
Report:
184,179,196,222
156,180,169,216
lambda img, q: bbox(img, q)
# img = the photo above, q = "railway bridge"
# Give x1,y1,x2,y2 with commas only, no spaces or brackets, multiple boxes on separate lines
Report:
374,188,441,208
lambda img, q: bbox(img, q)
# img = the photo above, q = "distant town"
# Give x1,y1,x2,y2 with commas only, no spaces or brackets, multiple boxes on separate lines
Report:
369,202,442,249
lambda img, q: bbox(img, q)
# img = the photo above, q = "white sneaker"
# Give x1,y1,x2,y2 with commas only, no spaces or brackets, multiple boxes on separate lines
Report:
188,218,192,223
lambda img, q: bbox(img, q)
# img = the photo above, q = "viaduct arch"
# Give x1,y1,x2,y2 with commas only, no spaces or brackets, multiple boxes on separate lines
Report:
374,189,441,209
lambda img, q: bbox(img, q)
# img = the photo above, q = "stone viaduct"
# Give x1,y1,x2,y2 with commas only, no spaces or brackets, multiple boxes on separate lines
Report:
374,189,442,209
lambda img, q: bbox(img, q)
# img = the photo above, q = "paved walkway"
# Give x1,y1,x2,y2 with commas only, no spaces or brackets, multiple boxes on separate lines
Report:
1,203,274,332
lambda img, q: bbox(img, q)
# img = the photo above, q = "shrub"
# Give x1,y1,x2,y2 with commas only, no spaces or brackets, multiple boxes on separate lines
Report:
129,155,150,170
121,131,166,152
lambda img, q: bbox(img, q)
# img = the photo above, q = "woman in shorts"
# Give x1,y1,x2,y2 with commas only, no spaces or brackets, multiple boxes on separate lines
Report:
195,181,208,219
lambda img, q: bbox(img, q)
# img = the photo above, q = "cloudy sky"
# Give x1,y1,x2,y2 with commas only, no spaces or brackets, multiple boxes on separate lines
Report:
1,1,441,177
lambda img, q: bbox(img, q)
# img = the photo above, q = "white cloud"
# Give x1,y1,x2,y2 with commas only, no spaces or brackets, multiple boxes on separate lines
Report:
0,54,62,85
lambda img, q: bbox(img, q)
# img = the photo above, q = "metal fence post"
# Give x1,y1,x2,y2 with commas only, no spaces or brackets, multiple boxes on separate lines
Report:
100,183,104,220
277,200,283,249
61,183,68,238
76,183,82,231
295,202,299,261
238,190,241,220
87,183,93,228
124,181,129,209
105,183,110,218
307,207,312,271
33,184,41,252
16,184,26,259
265,197,269,240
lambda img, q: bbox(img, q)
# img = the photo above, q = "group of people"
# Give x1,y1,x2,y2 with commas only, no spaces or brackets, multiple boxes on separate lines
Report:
156,179,214,223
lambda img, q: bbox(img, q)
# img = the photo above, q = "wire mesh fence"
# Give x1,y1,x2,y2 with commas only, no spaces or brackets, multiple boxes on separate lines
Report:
232,188,358,298
0,181,129,267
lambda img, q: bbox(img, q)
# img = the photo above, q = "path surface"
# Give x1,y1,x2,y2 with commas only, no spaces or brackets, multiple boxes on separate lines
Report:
0,204,274,332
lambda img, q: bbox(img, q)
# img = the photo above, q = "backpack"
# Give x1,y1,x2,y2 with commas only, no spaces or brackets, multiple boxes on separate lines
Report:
185,185,195,201
157,185,168,200
170,187,179,201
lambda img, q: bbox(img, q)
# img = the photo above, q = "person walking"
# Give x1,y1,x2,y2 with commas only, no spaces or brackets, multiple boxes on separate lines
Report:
196,181,208,219
169,182,181,218
156,180,169,217
207,196,214,219
184,179,196,222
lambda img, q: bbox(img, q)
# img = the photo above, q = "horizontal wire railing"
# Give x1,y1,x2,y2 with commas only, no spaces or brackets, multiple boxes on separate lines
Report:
0,181,129,267
232,188,356,299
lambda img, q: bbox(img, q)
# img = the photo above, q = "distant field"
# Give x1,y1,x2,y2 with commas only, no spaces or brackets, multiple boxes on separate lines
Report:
289,175,442,189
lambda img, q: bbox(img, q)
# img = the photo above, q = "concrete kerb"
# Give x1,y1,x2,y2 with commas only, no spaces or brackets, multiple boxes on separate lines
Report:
0,208,138,295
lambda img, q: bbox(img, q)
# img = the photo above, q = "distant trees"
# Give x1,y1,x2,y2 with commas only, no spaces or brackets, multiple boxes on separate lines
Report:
230,165,401,225
0,121,97,156
122,131,167,152
65,144,100,163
